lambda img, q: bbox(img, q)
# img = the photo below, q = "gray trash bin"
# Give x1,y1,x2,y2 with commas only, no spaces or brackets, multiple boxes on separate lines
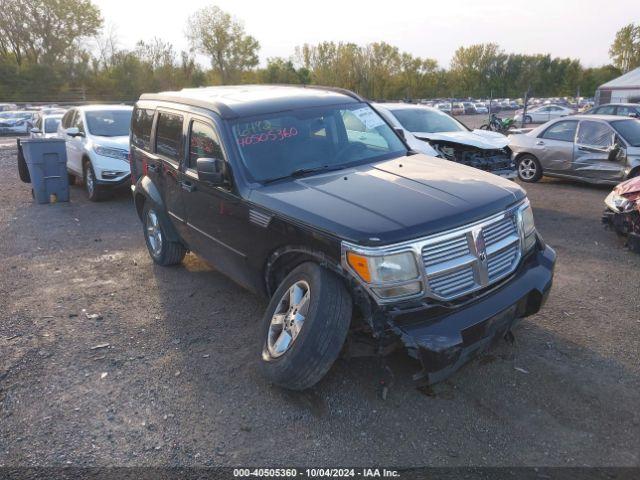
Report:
21,138,69,204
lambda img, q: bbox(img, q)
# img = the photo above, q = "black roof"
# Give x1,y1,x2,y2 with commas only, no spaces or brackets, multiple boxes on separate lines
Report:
138,85,364,119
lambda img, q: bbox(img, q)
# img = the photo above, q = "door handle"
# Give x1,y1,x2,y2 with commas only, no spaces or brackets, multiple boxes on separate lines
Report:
180,180,195,192
536,141,545,145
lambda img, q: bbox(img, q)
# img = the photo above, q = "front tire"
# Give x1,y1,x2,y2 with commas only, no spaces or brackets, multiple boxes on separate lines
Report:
143,204,186,266
83,161,102,202
524,115,533,124
517,154,542,183
259,262,352,390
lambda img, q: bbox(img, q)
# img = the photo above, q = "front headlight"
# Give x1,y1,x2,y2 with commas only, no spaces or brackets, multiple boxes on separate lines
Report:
94,145,129,161
344,249,422,299
518,203,536,251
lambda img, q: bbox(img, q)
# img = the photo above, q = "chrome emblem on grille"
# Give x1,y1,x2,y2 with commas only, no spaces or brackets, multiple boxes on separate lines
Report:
471,226,489,286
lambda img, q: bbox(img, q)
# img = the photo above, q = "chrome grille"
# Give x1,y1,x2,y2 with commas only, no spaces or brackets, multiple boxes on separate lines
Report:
422,212,522,300
428,265,475,298
488,244,519,281
422,235,470,268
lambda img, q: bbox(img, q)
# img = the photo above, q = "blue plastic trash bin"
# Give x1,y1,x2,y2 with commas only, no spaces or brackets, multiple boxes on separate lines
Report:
20,138,69,204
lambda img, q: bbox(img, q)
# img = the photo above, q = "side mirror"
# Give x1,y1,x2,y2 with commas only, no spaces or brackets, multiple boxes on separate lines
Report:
66,127,83,137
30,127,41,134
394,127,406,140
196,157,226,185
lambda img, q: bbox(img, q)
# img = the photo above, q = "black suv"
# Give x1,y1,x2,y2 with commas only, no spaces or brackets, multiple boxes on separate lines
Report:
129,85,556,390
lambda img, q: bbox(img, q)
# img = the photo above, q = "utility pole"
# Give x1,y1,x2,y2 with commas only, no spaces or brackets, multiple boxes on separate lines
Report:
521,86,531,128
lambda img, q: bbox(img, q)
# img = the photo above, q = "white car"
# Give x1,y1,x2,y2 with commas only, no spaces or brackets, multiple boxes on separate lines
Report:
58,105,133,201
475,103,489,114
514,104,575,124
374,103,516,178
372,104,439,156
30,113,64,138
0,111,35,134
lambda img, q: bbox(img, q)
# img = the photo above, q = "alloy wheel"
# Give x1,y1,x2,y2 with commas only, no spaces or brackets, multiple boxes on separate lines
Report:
85,166,95,196
267,280,310,358
145,209,163,258
519,158,537,180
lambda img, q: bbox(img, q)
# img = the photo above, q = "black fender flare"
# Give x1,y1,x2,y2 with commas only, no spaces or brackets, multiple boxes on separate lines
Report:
264,245,347,297
133,176,182,243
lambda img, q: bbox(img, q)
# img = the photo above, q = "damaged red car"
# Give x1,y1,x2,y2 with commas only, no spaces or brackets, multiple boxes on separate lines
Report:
602,176,640,253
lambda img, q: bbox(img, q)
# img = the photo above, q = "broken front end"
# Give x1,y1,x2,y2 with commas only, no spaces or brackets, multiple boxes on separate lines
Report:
602,176,640,253
428,141,517,179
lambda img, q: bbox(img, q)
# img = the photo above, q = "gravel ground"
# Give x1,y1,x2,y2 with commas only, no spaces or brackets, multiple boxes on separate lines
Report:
1,135,639,468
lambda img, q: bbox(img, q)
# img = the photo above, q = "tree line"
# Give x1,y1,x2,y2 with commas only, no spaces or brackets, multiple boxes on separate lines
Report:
1,1,638,103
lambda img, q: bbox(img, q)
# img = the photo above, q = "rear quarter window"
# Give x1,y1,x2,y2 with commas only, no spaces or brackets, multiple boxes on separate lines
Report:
155,112,184,161
132,108,155,150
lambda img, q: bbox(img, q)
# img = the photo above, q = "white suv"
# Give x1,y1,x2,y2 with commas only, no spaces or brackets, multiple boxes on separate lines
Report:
58,105,133,201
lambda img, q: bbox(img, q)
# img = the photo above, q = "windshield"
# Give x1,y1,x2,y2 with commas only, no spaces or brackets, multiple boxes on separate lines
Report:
44,117,61,133
85,110,132,137
391,108,467,133
231,103,407,183
612,119,640,147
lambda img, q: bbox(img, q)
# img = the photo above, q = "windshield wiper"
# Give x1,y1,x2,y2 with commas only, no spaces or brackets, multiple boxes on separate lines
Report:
262,164,348,185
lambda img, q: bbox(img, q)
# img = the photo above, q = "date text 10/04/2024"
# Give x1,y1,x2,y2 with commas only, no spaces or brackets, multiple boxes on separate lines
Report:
233,468,401,478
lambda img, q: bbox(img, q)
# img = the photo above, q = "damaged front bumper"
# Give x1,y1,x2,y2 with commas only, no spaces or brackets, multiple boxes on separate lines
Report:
385,243,556,385
602,209,640,253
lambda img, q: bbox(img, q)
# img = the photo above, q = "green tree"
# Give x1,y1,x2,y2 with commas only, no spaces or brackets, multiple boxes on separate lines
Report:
0,0,102,66
610,23,640,73
186,5,260,84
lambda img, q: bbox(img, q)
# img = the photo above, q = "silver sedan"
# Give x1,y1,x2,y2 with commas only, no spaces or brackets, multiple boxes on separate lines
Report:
509,115,640,185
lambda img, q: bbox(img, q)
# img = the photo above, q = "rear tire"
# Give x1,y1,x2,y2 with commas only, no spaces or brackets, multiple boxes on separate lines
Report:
259,262,352,390
479,124,491,130
143,204,186,266
517,154,542,183
524,115,533,124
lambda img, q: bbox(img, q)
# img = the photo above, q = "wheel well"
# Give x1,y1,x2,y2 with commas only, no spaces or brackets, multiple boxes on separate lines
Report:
82,155,91,171
264,248,347,297
266,251,320,296
134,192,146,219
515,151,537,162
628,166,640,179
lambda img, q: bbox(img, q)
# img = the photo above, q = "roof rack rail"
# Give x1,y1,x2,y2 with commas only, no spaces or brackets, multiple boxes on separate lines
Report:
301,84,366,102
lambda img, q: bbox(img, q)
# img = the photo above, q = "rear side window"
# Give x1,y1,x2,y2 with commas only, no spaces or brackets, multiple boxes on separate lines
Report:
541,121,577,142
131,108,154,150
155,112,184,161
188,121,224,170
577,121,614,147
597,105,616,115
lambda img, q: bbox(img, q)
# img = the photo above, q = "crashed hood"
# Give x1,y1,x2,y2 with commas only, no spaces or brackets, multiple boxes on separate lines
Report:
615,176,640,197
249,154,525,245
413,130,509,150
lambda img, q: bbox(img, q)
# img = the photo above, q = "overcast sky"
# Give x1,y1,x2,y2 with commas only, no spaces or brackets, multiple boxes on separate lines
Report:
93,0,635,68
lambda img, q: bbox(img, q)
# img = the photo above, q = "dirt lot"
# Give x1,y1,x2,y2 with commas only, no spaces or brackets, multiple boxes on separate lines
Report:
1,135,639,468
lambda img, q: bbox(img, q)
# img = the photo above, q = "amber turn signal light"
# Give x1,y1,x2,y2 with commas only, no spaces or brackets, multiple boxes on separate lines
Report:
346,251,371,283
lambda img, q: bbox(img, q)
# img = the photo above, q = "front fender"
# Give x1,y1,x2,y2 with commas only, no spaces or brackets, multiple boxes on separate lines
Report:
134,175,181,243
